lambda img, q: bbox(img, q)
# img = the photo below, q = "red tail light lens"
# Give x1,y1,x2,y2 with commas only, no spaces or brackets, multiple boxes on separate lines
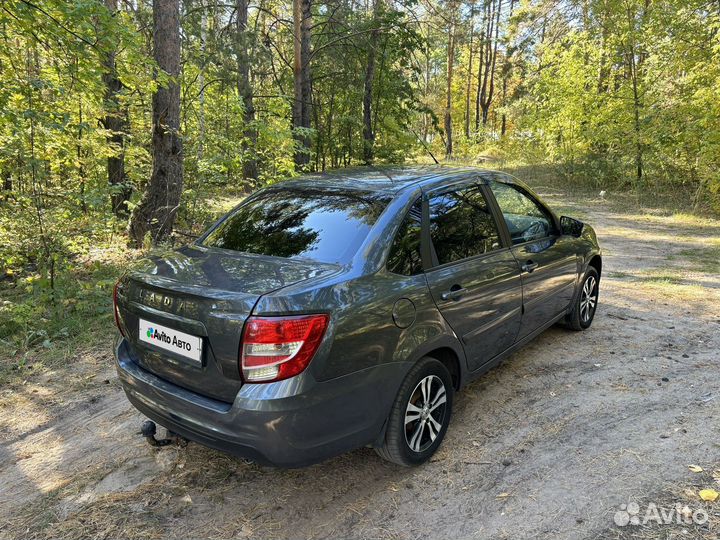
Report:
241,314,329,383
113,280,126,337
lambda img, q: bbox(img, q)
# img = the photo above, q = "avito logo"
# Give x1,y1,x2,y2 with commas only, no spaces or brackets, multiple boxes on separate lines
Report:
146,327,171,344
146,326,193,353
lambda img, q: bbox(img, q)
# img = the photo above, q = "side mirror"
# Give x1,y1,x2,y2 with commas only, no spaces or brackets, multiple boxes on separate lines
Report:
560,215,584,237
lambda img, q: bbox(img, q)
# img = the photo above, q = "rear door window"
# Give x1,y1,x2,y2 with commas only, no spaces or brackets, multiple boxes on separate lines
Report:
387,199,423,275
428,185,502,265
202,187,390,264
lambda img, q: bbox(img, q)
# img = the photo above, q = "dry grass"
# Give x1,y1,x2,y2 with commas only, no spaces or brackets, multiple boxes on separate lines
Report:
13,481,174,540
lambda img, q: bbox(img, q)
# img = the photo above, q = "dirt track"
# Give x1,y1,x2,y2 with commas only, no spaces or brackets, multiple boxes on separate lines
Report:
2,186,720,539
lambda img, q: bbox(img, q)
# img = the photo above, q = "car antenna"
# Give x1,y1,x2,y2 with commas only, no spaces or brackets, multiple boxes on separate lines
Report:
409,127,439,165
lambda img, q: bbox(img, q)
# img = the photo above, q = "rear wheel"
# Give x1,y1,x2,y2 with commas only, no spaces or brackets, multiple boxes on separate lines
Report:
375,357,453,466
566,267,600,330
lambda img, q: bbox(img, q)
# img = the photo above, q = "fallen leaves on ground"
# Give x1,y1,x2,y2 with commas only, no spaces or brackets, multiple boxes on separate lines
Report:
699,489,718,502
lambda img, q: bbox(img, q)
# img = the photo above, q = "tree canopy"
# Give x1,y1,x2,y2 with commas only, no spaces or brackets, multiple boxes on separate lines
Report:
0,0,719,274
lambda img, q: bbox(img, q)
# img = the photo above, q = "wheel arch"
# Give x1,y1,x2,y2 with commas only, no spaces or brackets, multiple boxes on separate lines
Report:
587,253,602,278
373,342,461,459
424,347,462,391
401,333,466,390
372,338,464,448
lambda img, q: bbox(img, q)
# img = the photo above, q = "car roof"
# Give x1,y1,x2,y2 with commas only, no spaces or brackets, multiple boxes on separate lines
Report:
276,165,524,195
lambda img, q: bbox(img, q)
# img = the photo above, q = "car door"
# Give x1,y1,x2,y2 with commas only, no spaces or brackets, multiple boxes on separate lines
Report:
423,180,523,372
487,178,579,340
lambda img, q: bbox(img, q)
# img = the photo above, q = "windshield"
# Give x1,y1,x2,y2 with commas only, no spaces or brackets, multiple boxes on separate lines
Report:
201,187,391,264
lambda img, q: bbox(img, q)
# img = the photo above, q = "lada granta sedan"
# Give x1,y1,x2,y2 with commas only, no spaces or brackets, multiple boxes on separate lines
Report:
113,166,601,467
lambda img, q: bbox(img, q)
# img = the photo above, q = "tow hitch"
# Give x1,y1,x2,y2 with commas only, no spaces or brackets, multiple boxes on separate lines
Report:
140,420,187,448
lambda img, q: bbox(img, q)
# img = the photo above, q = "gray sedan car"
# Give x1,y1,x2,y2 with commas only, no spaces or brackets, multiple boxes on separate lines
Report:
113,166,601,467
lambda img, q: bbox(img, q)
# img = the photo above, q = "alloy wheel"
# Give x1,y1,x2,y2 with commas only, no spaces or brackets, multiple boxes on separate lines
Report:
404,375,448,453
580,275,598,323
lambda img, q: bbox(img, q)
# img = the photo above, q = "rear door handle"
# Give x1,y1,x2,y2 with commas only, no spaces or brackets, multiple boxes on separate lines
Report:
441,287,467,301
521,260,539,273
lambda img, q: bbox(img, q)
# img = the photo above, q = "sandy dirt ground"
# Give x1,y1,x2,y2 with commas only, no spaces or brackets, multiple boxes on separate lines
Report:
1,186,719,540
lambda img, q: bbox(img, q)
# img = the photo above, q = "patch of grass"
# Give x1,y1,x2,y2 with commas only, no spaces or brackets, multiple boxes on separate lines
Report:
615,213,720,239
0,244,132,385
677,244,720,273
499,163,720,220
633,281,716,307
607,267,719,305
633,267,704,287
636,278,714,303
663,211,720,230
639,273,685,285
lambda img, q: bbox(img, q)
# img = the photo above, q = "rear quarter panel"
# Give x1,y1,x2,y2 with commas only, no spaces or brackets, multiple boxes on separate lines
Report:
252,271,463,383
250,269,465,452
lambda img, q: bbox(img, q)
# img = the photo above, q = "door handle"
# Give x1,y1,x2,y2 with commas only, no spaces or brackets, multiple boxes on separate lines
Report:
521,260,539,273
441,287,467,301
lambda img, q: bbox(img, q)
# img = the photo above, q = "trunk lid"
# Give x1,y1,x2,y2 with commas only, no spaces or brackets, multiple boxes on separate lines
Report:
116,245,339,402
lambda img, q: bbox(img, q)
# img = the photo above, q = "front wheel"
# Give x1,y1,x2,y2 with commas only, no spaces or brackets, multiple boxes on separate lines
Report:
375,357,453,466
566,266,600,330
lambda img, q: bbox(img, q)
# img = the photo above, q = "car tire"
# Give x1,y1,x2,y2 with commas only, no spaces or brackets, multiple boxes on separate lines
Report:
375,357,453,466
566,266,600,331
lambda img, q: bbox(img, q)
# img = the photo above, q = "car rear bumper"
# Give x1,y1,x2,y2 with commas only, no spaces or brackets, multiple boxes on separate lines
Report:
114,337,409,467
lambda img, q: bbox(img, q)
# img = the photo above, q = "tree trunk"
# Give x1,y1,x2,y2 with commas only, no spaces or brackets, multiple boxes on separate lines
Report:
325,89,335,170
128,0,183,247
464,1,475,139
626,0,649,185
597,6,610,93
1,171,11,201
292,0,312,169
499,0,514,137
500,76,507,136
630,46,643,184
363,0,381,165
102,0,131,218
479,0,501,125
362,42,376,165
474,0,488,132
198,0,206,163
236,0,258,181
445,7,456,158
422,23,431,142
77,100,87,214
301,8,311,133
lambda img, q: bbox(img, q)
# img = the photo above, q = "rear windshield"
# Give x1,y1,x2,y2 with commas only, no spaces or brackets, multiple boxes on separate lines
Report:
201,187,391,264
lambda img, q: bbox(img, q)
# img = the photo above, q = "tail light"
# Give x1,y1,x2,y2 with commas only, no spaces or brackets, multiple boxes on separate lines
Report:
113,280,126,337
240,314,329,383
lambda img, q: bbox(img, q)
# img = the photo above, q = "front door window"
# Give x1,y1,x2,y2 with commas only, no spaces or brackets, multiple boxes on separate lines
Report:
488,181,555,245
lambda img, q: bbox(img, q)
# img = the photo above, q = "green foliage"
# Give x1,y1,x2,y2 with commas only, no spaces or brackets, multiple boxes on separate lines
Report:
0,245,128,382
0,0,719,364
502,0,720,210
